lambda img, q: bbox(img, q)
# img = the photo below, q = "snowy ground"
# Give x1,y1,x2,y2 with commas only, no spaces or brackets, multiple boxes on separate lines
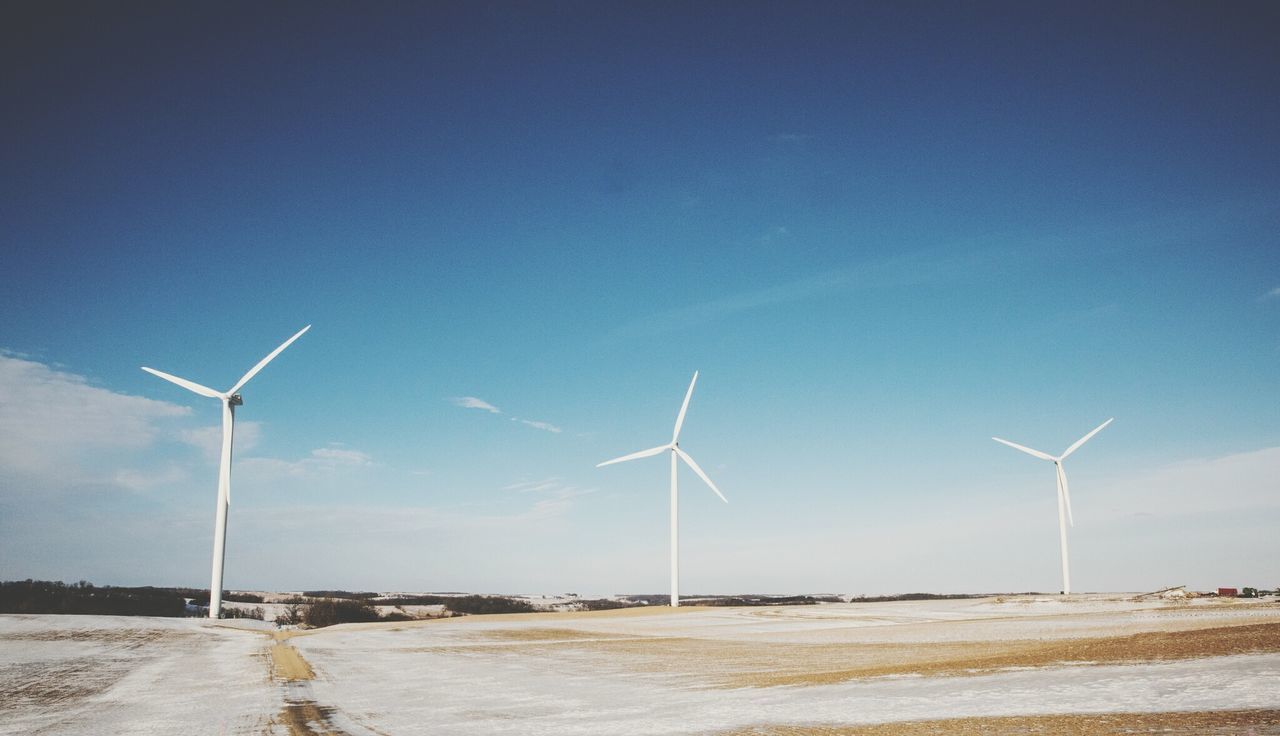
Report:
0,615,277,735
291,596,1280,734
3,595,1278,734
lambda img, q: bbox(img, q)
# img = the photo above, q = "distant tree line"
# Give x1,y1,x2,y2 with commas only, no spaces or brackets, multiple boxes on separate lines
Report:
441,595,535,615
267,594,538,628
616,594,844,607
848,593,992,603
0,580,186,617
301,590,380,600
579,598,640,611
0,580,277,618
374,594,455,606
373,594,536,614
697,594,842,607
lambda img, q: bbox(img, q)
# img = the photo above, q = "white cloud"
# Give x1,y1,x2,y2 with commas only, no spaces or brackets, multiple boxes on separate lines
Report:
238,444,374,480
500,477,596,518
113,465,188,492
179,421,262,462
514,417,562,433
526,486,595,519
449,396,502,413
1090,445,1280,519
1262,286,1280,301
504,477,562,493
310,446,373,465
0,353,189,479
449,395,561,433
495,481,594,522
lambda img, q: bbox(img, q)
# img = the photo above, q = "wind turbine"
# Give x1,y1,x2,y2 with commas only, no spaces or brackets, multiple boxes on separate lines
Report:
992,418,1112,595
142,325,310,618
597,371,727,608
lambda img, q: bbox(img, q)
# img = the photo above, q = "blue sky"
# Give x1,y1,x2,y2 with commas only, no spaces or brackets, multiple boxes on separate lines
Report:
2,2,1278,595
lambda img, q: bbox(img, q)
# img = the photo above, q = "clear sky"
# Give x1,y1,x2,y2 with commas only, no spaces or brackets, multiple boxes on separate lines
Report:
2,1,1278,596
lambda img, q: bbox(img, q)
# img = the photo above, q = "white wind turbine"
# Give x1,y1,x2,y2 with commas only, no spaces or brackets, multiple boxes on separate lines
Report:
142,325,310,618
597,371,728,608
992,418,1113,595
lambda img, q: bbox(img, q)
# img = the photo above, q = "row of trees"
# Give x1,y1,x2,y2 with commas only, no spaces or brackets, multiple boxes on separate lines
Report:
0,580,187,617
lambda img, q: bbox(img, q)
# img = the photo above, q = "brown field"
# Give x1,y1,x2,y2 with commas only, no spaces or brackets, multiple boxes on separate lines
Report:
453,619,1280,688
720,709,1280,735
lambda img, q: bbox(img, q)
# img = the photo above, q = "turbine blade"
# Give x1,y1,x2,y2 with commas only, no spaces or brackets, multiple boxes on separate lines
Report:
673,446,727,503
597,444,670,468
1057,463,1074,527
227,324,311,396
671,371,699,444
1060,418,1113,459
992,436,1055,461
141,367,222,399
222,403,234,505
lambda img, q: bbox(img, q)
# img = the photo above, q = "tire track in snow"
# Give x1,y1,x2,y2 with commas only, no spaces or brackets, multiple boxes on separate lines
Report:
269,630,376,736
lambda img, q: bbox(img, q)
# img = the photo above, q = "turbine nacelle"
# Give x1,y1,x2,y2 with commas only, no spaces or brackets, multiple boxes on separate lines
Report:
229,394,243,406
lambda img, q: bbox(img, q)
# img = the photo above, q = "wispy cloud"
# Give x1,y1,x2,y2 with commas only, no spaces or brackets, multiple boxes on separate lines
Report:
113,464,189,492
180,421,262,462
449,394,562,434
500,476,595,518
1261,286,1280,301
504,477,562,493
514,418,562,433
527,486,595,519
239,443,374,480
311,446,373,465
449,396,502,413
606,246,1002,341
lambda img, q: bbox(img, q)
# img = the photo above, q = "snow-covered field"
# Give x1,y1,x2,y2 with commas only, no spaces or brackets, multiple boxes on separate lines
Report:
0,615,277,735
3,595,1278,735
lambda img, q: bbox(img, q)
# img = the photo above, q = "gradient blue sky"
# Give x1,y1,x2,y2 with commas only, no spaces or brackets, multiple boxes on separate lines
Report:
3,1,1278,595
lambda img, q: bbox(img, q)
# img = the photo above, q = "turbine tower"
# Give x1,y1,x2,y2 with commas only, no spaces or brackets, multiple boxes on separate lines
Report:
597,371,727,608
992,418,1112,595
142,325,310,618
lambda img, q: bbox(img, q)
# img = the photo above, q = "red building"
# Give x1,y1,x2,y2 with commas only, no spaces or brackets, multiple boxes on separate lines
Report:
1218,587,1238,597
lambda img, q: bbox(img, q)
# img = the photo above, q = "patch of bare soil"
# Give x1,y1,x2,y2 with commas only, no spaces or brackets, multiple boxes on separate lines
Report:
267,633,355,735
270,631,316,681
270,698,347,736
718,708,1280,735
470,626,636,642
0,627,181,646
458,621,1280,688
736,621,1280,687
0,660,108,709
0,628,195,711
